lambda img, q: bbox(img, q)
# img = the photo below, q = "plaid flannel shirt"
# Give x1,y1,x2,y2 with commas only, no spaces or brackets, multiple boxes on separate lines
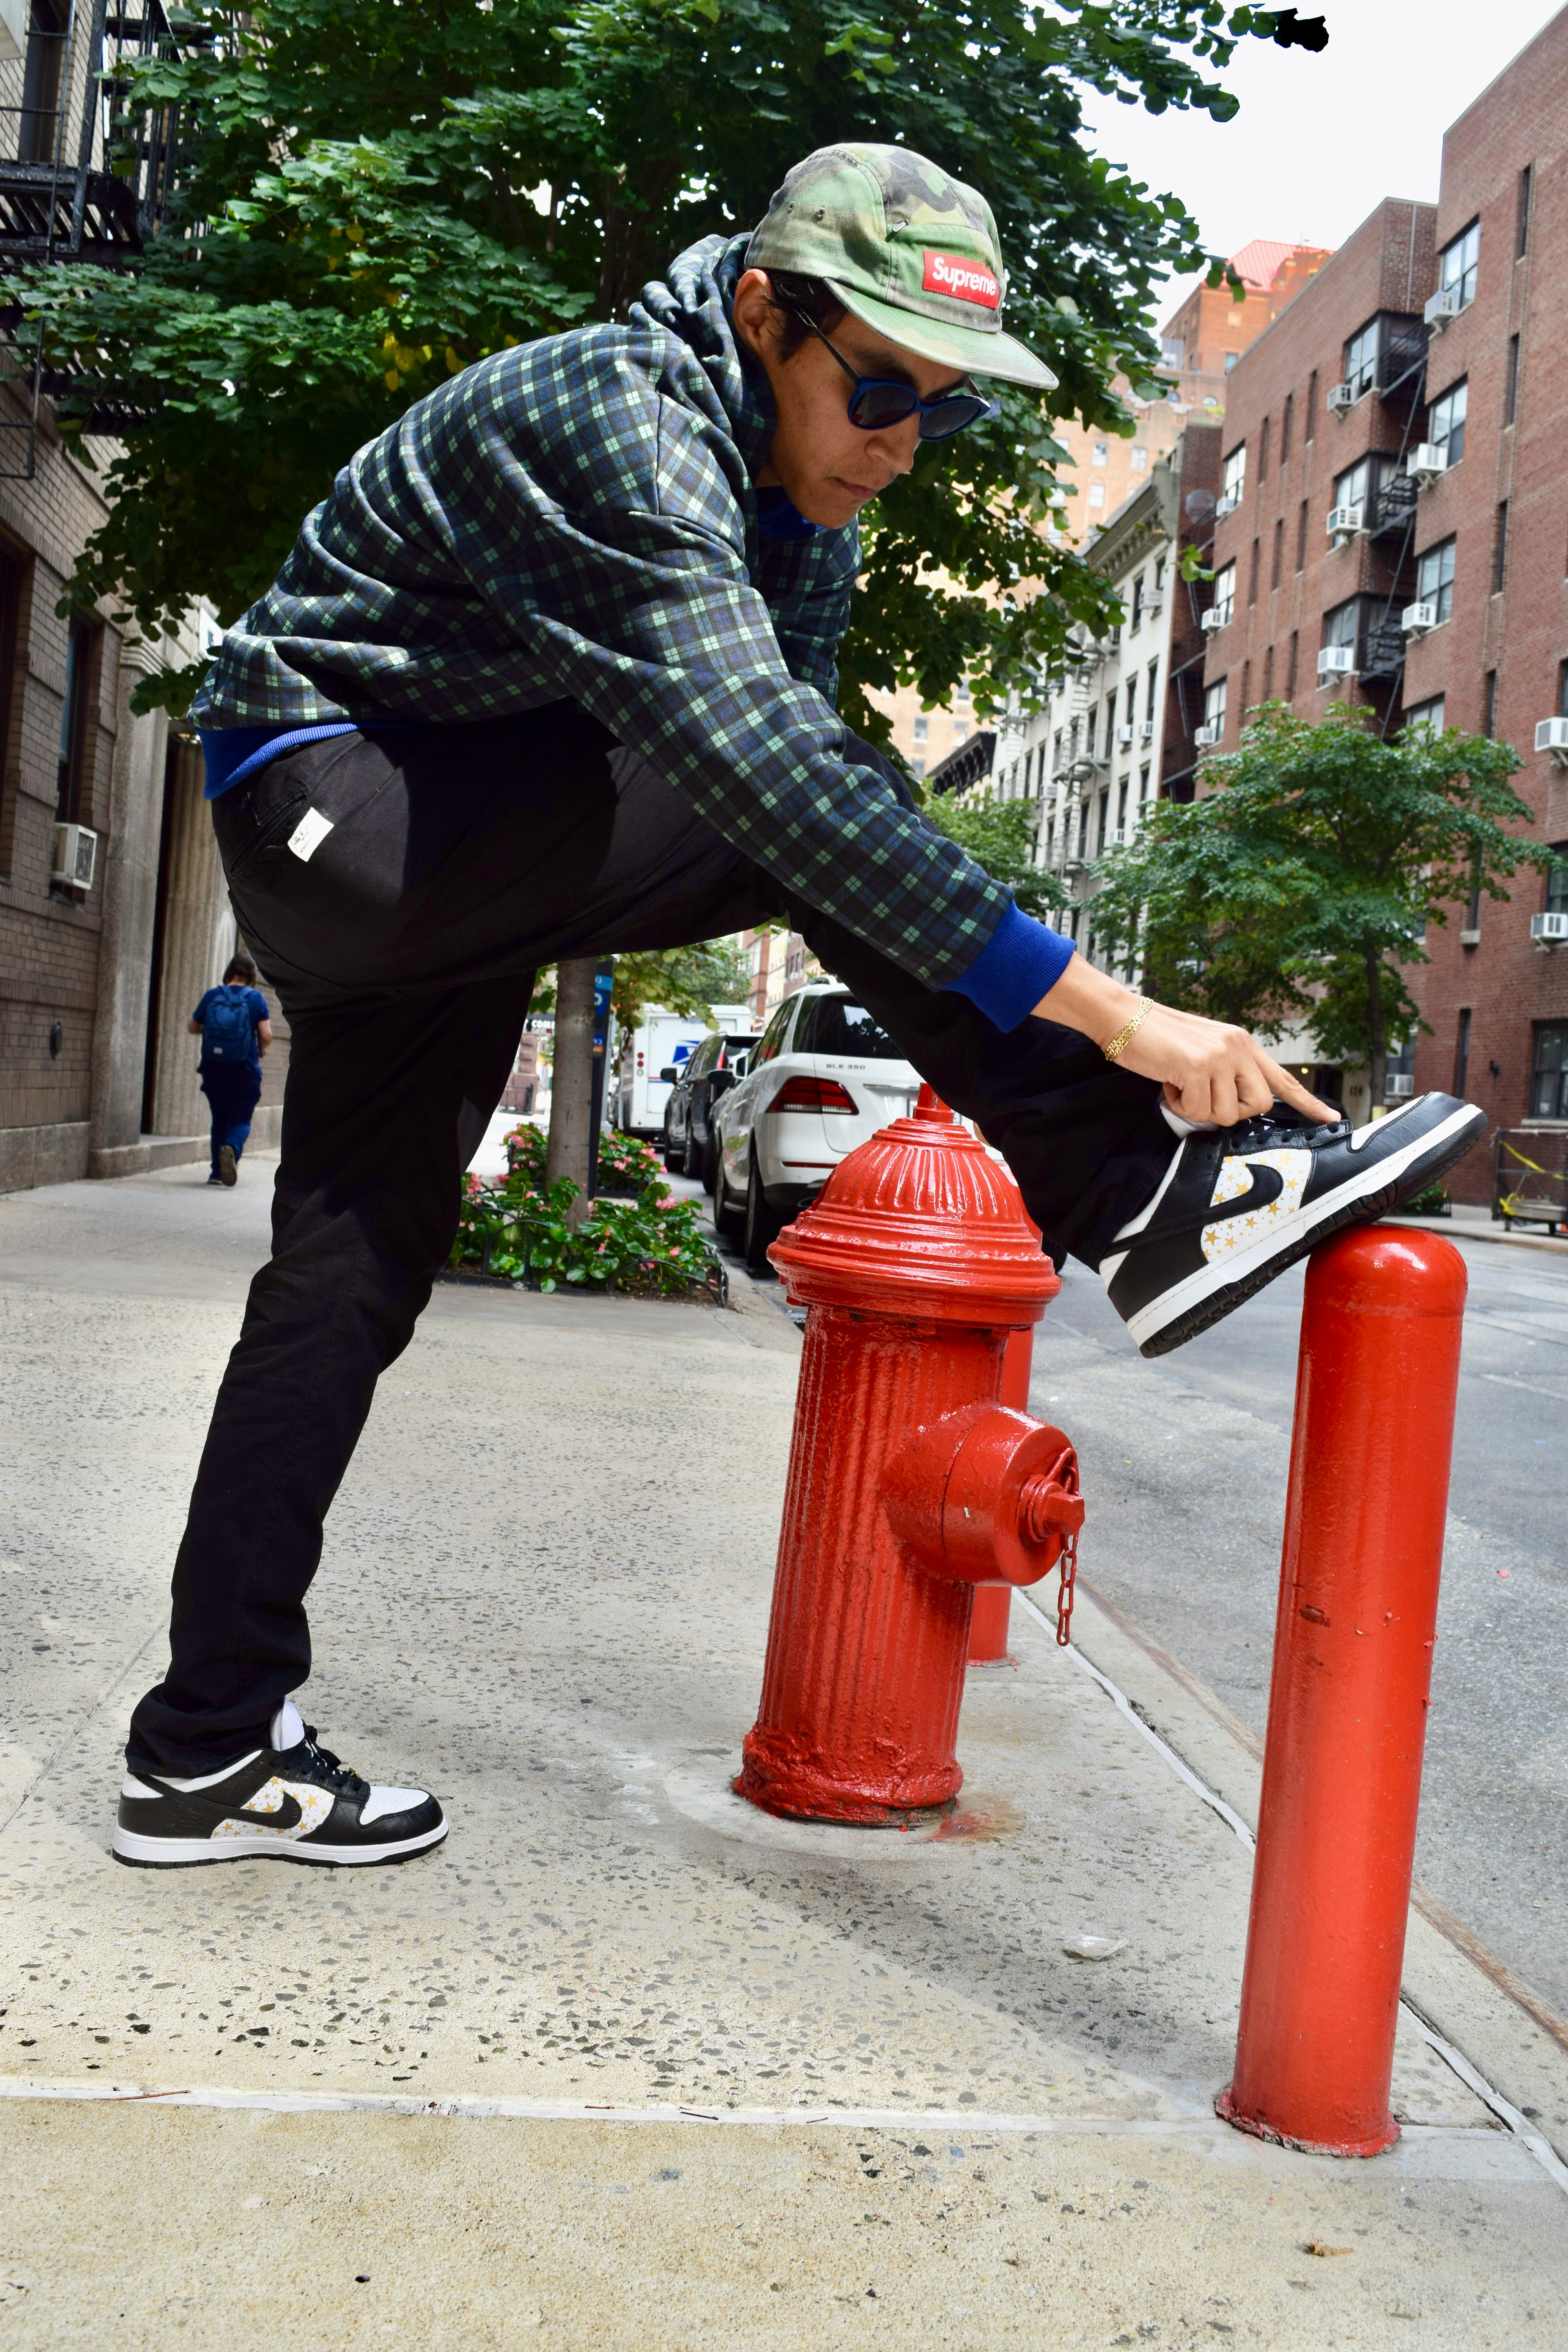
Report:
193,233,1018,992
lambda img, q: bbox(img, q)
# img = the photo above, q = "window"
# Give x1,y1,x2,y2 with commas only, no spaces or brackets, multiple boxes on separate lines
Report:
951,720,968,744
0,541,24,880
1518,164,1534,258
1131,573,1144,631
795,996,899,1060
1248,537,1260,604
1305,370,1318,442
20,0,67,165
1332,457,1373,522
1262,645,1274,701
1092,441,1108,466
1504,337,1519,427
1416,538,1456,626
1560,660,1568,720
1323,599,1361,657
1281,392,1294,464
56,616,97,826
1271,517,1283,590
1493,501,1509,594
1145,662,1158,720
750,996,797,1067
911,713,928,742
909,758,925,779
1427,378,1467,466
1343,318,1381,400
1203,678,1227,742
1484,670,1498,738
1130,446,1148,473
1259,416,1271,481
1546,846,1568,916
1124,677,1138,724
1153,555,1166,592
1529,1023,1567,1120
1211,560,1236,627
1240,659,1251,719
1405,696,1445,734
1221,444,1246,512
1223,351,1239,375
1454,1007,1472,1098
1084,706,1096,756
955,679,971,707
1439,219,1479,312
1296,499,1308,572
1088,483,1106,509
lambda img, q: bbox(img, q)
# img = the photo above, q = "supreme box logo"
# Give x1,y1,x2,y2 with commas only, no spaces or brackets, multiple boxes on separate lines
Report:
922,251,1000,309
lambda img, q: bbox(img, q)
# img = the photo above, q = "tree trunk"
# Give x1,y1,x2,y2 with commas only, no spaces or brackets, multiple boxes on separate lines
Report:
1365,949,1386,1112
545,955,597,1228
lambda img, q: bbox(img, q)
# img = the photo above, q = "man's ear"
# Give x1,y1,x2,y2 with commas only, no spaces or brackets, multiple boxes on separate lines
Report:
731,268,777,361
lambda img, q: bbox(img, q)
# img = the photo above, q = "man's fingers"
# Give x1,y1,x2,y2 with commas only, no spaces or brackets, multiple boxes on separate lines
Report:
1208,1069,1241,1127
1261,1054,1339,1122
1235,1060,1276,1120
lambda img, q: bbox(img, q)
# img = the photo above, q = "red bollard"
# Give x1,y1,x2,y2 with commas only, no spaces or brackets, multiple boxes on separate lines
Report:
1217,1225,1467,2156
736,1089,1082,1824
969,1329,1036,1664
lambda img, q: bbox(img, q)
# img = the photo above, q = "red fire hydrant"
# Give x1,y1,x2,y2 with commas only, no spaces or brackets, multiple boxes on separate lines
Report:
736,1088,1083,1825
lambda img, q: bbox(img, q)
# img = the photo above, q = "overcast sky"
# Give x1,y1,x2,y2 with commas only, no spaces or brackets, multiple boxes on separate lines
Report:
1077,0,1566,319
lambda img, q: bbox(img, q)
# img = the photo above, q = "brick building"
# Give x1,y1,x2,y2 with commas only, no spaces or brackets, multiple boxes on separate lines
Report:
1399,9,1568,1194
1158,239,1332,412
0,0,253,1194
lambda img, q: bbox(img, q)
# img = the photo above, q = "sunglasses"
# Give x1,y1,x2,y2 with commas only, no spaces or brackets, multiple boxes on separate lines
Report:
791,310,999,441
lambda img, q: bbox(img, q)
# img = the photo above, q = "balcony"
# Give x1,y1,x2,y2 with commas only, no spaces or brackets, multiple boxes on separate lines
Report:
1358,623,1407,683
1367,473,1417,542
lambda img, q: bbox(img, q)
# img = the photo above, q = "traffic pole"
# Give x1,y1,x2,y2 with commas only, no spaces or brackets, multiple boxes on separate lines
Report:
968,1328,1035,1664
1217,1223,1467,2156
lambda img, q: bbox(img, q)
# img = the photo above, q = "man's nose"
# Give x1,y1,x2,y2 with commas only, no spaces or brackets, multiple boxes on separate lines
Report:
864,419,922,478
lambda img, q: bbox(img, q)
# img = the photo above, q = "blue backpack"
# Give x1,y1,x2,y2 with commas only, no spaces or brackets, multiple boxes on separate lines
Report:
201,984,254,1063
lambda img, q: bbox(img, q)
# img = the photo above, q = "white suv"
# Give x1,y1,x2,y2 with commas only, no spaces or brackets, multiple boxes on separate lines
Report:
710,983,919,1268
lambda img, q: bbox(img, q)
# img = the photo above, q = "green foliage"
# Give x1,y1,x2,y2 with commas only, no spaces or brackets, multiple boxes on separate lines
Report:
17,0,1297,719
610,941,751,1036
450,1123,722,1297
926,788,1067,920
1091,702,1546,1093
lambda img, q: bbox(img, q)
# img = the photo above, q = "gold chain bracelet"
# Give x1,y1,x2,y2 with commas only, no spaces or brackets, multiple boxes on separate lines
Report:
1102,995,1152,1065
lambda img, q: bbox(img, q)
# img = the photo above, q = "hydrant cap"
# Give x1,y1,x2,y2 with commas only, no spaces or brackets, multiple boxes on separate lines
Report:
769,1094,1060,1321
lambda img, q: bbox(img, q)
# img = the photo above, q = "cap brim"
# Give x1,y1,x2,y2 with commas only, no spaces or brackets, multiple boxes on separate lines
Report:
829,282,1058,392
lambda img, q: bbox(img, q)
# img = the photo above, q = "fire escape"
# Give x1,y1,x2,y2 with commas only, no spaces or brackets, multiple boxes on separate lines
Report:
1351,318,1427,716
0,0,185,474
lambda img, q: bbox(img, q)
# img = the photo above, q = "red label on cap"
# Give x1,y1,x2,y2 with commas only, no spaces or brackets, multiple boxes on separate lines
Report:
922,251,1000,310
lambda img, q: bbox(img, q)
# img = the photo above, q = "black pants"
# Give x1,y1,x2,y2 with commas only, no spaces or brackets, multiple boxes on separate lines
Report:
127,705,1169,1773
200,1060,262,1175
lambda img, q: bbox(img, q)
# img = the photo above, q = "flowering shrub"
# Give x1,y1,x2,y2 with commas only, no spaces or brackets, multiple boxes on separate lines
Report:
596,1128,666,1194
452,1125,723,1299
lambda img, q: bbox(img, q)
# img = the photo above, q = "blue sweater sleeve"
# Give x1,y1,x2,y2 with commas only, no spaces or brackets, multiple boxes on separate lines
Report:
942,900,1074,1032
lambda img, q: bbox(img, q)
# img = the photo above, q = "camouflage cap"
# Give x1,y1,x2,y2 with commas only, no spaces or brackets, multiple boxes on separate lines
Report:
744,143,1056,392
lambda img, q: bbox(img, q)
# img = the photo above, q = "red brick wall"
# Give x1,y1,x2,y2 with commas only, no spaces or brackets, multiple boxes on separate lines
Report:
1403,11,1568,1198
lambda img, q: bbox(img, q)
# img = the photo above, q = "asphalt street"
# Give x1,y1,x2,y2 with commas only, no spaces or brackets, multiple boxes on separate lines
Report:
697,1172,1568,2031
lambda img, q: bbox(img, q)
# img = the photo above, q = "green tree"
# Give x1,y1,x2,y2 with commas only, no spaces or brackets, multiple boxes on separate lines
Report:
1090,702,1546,1100
926,788,1067,922
611,940,753,1036
18,0,1304,724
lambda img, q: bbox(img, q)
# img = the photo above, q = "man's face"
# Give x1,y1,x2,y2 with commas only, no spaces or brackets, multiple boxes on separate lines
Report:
731,268,970,531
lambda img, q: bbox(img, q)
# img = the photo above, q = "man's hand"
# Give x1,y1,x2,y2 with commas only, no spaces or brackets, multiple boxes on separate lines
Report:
1033,958,1338,1128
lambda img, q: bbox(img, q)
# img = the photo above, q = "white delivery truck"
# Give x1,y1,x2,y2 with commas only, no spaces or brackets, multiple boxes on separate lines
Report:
613,1003,754,1140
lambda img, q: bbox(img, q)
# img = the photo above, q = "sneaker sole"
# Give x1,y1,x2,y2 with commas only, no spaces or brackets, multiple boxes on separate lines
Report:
1128,1102,1486,1359
111,1819,448,1869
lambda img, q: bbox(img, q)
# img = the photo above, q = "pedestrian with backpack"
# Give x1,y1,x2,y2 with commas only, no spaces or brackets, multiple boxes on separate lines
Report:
189,954,272,1187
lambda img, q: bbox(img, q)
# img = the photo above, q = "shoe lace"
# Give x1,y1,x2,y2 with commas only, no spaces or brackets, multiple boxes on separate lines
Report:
287,1726,370,1805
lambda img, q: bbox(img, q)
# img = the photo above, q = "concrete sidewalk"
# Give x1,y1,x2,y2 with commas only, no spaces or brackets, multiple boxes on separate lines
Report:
1,1159,1566,2347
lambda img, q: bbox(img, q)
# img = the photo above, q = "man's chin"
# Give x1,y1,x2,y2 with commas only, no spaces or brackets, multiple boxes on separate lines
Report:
797,486,877,530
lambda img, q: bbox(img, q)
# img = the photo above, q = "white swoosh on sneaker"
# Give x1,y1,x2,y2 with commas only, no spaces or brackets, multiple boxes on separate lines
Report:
1202,1149,1312,1262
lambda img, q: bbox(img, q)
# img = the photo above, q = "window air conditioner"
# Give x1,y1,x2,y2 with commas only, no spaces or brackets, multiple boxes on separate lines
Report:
52,822,97,891
1459,927,1481,947
1406,443,1448,484
1201,607,1227,634
1108,827,1127,846
1530,912,1568,946
1215,490,1240,518
1535,717,1568,766
1138,720,1155,743
1327,503,1364,539
1326,382,1356,415
1144,593,1165,618
1317,646,1356,680
1424,287,1461,331
1116,724,1134,748
1194,722,1221,747
1402,601,1437,637
1386,1074,1415,1098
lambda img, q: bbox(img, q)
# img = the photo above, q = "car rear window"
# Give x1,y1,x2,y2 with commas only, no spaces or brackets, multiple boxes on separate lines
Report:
797,996,901,1059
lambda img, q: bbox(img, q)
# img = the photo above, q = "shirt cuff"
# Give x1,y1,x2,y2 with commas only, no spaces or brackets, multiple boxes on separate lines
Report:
942,901,1074,1032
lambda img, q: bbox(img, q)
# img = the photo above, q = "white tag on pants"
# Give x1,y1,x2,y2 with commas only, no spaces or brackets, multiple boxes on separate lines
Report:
286,807,334,862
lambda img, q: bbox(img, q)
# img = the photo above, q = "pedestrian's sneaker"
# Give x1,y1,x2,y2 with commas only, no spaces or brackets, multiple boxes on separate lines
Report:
218,1144,238,1186
1101,1092,1486,1359
113,1700,447,1869
206,1173,225,1187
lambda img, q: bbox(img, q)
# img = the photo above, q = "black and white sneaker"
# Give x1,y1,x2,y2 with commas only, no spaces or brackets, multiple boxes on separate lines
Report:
1102,1092,1486,1359
113,1700,447,1869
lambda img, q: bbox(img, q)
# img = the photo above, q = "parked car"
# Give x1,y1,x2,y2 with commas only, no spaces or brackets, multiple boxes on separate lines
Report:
711,984,919,1268
613,1011,710,1140
661,1031,755,1180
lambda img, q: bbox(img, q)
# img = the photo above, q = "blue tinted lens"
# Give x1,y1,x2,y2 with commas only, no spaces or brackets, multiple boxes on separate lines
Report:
917,394,995,442
848,381,920,430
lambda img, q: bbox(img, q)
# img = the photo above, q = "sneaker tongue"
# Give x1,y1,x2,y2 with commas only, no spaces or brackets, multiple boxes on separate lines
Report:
269,1697,306,1751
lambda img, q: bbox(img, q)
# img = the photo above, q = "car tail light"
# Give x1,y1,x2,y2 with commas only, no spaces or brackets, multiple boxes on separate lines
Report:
766,1075,858,1115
